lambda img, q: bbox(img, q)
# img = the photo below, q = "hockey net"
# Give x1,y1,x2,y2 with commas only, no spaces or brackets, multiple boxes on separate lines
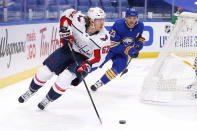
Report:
141,12,197,105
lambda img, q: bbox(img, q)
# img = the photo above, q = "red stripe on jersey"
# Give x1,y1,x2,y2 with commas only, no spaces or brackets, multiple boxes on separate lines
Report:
60,38,64,45
60,16,72,27
90,49,101,64
54,83,66,92
35,74,46,84
60,36,73,46
69,10,77,18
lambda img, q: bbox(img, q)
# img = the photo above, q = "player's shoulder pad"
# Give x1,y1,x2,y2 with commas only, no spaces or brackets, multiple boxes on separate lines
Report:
72,12,86,28
97,27,110,45
136,21,144,30
72,11,85,19
113,19,125,30
60,8,76,20
114,19,125,25
110,19,125,36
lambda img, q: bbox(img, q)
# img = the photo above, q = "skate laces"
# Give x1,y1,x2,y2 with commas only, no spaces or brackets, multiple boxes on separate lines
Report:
40,97,50,106
22,90,34,99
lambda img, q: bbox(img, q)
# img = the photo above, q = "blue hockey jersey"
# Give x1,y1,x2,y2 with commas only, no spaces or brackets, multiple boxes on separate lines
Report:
96,18,146,85
109,19,145,54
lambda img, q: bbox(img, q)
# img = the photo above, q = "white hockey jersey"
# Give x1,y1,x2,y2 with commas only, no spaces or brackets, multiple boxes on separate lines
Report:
60,9,110,68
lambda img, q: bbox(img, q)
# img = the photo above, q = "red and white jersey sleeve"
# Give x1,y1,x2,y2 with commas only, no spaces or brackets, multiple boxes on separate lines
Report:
59,8,77,28
59,9,77,45
87,29,110,68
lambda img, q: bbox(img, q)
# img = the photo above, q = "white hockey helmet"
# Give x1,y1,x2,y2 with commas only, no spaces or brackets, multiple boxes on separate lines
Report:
87,7,106,22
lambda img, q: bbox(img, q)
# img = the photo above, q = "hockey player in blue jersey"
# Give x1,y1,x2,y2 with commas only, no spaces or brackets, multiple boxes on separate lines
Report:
90,7,146,91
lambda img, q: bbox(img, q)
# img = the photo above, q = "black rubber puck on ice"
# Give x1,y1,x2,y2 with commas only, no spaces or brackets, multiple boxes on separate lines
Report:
119,120,126,124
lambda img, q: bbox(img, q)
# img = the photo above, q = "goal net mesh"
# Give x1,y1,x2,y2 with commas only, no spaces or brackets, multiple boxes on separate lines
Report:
141,12,197,105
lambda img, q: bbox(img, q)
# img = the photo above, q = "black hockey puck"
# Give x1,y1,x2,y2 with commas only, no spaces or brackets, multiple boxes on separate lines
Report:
119,120,126,124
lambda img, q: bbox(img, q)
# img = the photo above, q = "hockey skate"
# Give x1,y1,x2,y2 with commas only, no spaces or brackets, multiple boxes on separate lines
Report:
18,89,35,103
91,80,103,91
38,97,51,110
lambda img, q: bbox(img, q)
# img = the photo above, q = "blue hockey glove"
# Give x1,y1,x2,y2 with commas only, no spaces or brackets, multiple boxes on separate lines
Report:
135,37,146,51
132,51,139,58
134,42,143,51
124,46,139,58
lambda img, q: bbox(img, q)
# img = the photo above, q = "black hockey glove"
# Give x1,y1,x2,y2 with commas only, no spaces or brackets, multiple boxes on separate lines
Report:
59,26,70,41
60,26,73,50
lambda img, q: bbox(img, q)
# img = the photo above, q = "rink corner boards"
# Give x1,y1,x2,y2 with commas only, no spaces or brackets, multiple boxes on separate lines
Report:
0,52,159,90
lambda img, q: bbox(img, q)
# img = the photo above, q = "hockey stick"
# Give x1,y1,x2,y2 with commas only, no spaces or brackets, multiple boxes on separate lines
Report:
120,44,141,77
120,57,132,77
170,53,197,70
64,38,102,125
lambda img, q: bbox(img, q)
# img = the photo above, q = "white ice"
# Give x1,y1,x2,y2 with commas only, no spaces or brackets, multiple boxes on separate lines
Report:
0,58,197,131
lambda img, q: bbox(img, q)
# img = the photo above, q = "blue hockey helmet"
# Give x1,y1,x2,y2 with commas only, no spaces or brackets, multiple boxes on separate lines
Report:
126,8,138,18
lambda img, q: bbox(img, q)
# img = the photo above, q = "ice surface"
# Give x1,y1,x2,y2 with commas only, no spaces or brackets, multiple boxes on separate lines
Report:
0,59,197,131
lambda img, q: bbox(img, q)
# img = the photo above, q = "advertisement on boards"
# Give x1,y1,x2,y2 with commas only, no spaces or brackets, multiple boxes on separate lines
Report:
0,21,174,79
0,23,61,78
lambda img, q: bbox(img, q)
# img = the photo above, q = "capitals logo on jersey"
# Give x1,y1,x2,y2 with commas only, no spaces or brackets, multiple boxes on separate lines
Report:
100,34,108,41
77,15,83,22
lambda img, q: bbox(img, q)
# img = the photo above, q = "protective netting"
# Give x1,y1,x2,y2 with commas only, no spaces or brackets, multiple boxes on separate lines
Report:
141,12,197,105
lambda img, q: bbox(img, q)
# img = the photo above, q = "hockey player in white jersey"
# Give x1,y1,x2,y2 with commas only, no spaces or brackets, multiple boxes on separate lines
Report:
18,7,110,110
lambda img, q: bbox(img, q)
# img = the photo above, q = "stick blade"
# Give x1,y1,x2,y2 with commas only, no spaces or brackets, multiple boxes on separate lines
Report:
120,69,128,77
